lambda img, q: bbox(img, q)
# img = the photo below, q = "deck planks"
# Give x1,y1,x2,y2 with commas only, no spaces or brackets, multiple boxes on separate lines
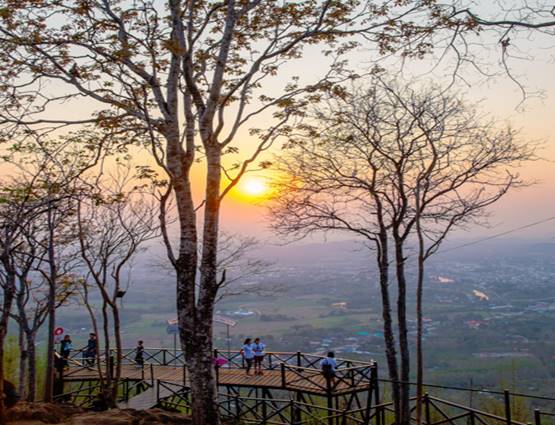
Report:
63,364,369,396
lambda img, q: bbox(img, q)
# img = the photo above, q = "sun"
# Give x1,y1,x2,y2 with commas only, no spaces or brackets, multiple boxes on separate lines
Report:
240,177,268,197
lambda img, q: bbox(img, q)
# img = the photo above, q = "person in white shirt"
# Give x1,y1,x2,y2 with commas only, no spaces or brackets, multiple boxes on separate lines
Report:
253,337,266,376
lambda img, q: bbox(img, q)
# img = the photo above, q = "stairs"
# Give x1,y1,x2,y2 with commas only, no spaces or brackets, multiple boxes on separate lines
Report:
118,381,173,410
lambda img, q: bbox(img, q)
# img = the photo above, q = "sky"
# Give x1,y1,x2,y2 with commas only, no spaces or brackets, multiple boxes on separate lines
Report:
217,28,555,243
2,2,554,246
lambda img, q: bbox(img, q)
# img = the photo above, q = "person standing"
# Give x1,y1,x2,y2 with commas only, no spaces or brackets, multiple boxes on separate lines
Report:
83,333,97,367
135,340,145,369
60,335,73,368
253,337,266,376
240,338,255,376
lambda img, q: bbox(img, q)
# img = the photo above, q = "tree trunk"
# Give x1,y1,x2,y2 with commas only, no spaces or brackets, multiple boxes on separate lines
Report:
111,305,122,404
191,148,222,425
0,272,16,425
376,236,401,422
26,332,36,402
17,324,26,400
43,203,57,402
101,301,113,396
185,325,219,425
394,235,411,425
0,333,6,425
415,193,426,425
415,251,425,425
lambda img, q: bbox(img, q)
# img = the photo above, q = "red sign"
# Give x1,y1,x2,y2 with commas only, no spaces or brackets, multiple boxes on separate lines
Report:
54,327,64,336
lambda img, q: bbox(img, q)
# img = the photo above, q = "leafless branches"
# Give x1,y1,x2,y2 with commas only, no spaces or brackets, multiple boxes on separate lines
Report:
270,78,535,425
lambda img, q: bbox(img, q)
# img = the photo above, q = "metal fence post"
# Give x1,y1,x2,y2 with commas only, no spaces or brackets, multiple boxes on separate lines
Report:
262,397,268,425
109,355,114,379
504,390,512,425
326,374,333,425
534,410,541,425
281,363,286,388
425,393,431,425
297,351,302,367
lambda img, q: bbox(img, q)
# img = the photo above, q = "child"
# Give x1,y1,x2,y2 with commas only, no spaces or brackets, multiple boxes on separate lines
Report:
135,340,145,368
240,338,255,376
253,337,266,376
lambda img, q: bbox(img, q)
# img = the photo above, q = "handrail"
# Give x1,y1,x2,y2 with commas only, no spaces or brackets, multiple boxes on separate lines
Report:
107,347,375,368
428,395,529,425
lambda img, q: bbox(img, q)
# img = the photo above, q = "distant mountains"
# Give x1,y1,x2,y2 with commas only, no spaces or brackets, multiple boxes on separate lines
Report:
134,237,555,272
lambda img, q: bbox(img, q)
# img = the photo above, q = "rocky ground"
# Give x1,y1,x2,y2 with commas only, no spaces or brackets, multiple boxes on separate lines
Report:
7,403,193,424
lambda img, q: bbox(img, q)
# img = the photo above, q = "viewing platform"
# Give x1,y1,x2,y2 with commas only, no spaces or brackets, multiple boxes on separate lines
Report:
55,348,544,425
62,348,376,397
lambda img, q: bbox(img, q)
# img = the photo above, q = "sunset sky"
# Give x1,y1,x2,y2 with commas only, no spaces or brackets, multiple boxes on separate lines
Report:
2,5,554,245
217,38,555,243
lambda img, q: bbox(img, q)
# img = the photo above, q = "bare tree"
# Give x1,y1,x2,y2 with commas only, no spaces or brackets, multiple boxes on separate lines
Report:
0,134,107,404
0,186,31,424
214,233,274,302
0,3,454,422
428,1,555,99
10,217,77,402
76,166,160,406
270,79,534,425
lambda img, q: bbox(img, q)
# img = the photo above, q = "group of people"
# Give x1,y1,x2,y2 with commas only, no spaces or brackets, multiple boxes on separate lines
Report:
59,333,337,380
240,337,266,376
58,333,146,369
239,338,338,381
58,333,98,368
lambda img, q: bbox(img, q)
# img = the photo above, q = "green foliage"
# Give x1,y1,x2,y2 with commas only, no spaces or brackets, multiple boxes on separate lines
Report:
479,395,530,425
2,335,18,383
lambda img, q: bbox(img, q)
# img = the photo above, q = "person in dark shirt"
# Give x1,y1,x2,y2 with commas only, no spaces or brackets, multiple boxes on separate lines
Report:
60,335,72,368
83,333,97,367
135,340,145,368
2,380,19,408
320,351,337,383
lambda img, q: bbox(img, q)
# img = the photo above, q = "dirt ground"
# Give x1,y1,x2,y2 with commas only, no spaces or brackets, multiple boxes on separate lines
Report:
6,403,192,424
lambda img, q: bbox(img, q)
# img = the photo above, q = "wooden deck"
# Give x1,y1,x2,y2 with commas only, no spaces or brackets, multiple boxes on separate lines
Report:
63,364,370,396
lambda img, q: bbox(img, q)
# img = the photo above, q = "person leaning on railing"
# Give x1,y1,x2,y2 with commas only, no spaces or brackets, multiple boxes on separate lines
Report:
82,333,97,367
60,335,73,369
320,351,337,384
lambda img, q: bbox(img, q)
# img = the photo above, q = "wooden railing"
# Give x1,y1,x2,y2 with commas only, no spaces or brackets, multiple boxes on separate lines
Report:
211,349,374,371
156,380,369,424
364,394,532,425
102,347,374,369
53,377,152,407
280,363,374,393
154,381,538,425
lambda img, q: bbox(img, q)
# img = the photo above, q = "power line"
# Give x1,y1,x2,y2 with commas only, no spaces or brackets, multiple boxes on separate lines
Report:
437,215,555,255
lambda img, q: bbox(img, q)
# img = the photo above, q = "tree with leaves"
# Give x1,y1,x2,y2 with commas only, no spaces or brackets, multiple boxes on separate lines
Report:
0,2,452,422
270,79,534,425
